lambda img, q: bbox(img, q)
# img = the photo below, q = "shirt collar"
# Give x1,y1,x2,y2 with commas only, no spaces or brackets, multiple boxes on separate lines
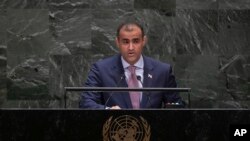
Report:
121,55,144,69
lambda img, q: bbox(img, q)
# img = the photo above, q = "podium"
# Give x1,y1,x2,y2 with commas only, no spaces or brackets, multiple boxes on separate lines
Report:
64,87,191,108
1,109,249,141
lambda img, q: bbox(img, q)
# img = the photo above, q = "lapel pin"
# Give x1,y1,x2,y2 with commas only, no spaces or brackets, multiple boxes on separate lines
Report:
148,74,152,79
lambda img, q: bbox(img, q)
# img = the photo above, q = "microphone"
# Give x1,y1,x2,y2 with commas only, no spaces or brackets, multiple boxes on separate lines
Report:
104,73,125,109
136,75,152,108
136,75,142,83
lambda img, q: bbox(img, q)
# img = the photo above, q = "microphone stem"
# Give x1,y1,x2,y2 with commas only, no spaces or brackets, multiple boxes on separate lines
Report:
136,75,152,108
104,74,125,109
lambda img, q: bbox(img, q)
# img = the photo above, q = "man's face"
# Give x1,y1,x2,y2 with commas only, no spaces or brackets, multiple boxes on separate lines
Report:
116,24,147,65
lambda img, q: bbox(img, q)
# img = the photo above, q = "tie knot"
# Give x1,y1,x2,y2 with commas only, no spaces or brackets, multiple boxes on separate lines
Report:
128,66,136,74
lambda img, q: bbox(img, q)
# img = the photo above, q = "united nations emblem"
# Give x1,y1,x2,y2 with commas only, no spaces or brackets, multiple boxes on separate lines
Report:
103,115,151,141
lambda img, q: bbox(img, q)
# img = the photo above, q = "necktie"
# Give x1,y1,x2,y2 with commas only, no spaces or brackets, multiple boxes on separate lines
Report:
128,66,140,109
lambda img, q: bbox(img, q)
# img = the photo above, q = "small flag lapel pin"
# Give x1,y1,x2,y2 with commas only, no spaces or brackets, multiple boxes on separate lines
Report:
148,74,152,79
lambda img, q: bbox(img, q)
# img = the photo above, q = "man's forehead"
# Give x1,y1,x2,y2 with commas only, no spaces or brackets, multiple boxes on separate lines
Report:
119,31,142,39
120,24,141,33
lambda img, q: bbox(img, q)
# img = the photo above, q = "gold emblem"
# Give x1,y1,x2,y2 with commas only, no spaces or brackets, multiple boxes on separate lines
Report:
103,115,151,141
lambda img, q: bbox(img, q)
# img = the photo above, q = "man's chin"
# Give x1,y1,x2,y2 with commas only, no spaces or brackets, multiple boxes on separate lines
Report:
127,58,137,65
123,55,139,65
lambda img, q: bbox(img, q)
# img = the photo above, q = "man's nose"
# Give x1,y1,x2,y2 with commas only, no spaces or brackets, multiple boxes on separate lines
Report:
128,42,134,50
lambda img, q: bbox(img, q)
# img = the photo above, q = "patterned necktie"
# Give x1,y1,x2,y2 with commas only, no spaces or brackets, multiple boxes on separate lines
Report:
128,66,140,109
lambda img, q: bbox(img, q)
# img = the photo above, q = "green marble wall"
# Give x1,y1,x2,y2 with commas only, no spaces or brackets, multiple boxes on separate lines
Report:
0,0,249,108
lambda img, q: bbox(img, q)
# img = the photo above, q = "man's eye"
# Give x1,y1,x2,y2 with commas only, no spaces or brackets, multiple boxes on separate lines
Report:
122,40,129,44
133,39,139,43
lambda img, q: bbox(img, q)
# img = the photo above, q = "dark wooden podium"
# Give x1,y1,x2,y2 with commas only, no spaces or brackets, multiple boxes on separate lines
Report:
0,109,249,141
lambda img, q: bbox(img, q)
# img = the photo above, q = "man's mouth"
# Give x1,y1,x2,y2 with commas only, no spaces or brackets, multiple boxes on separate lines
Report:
128,52,135,56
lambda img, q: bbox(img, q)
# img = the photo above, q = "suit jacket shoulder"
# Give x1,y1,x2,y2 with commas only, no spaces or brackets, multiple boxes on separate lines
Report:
94,54,121,69
143,56,172,74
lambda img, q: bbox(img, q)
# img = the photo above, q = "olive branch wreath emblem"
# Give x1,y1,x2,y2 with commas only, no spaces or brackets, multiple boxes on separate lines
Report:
102,115,151,141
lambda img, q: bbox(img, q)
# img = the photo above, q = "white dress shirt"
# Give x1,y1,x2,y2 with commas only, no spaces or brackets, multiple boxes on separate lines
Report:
121,55,144,101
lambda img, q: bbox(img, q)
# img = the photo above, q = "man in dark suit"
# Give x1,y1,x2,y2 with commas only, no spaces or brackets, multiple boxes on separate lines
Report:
79,22,183,109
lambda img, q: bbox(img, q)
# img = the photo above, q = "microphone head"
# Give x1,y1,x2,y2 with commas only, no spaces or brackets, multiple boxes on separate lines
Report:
136,75,141,81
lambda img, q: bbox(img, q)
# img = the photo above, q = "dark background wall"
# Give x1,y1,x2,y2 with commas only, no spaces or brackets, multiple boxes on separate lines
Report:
0,0,249,108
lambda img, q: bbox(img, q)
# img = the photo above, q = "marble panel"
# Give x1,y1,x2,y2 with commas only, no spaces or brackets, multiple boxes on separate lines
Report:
91,9,133,57
218,10,250,55
49,8,91,55
6,10,53,101
91,0,134,9
49,55,89,108
0,0,48,9
219,0,250,9
139,10,176,58
176,0,218,9
175,9,219,55
174,55,244,108
1,100,61,108
48,0,90,9
1,0,250,109
176,0,220,10
218,55,250,108
134,0,175,11
0,10,7,107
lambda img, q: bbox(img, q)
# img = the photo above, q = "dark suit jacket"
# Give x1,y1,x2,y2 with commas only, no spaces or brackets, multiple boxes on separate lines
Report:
79,54,183,109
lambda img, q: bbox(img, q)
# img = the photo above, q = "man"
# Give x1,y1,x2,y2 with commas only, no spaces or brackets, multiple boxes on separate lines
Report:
79,21,183,109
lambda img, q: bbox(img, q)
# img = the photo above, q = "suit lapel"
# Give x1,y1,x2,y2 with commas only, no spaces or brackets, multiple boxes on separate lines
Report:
140,56,154,108
111,54,132,108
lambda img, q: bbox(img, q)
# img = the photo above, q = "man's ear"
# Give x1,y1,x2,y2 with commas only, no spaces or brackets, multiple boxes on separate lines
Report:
143,36,147,46
115,37,119,48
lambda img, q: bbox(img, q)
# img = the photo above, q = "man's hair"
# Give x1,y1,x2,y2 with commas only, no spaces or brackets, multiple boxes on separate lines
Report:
116,22,145,37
